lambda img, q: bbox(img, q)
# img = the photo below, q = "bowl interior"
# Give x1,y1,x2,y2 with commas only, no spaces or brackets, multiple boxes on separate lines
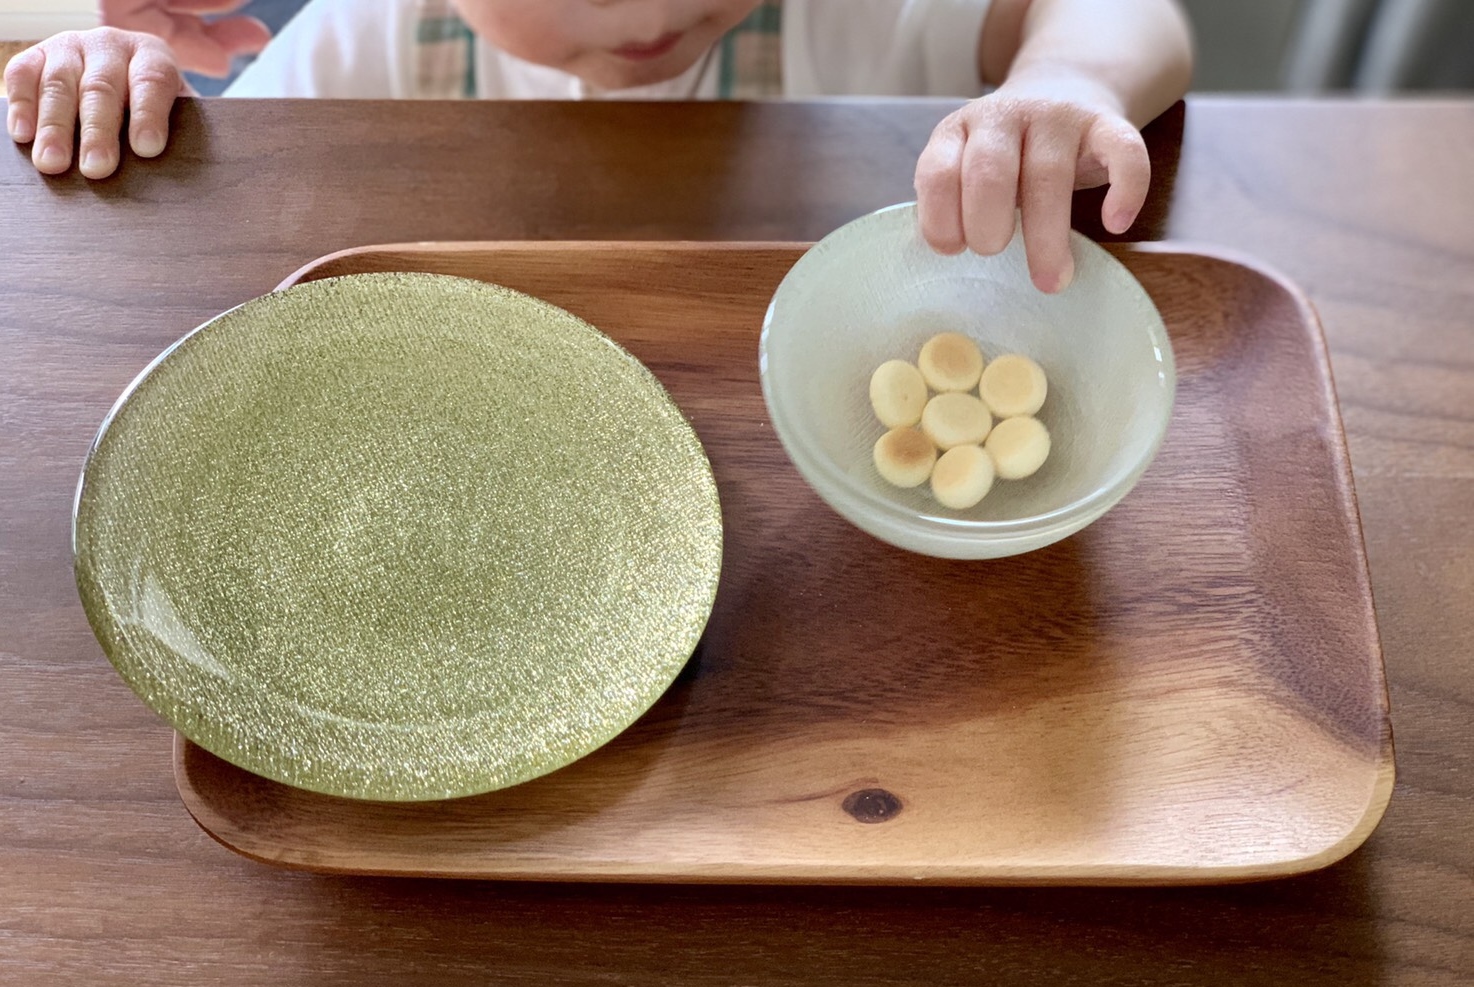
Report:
762,204,1174,532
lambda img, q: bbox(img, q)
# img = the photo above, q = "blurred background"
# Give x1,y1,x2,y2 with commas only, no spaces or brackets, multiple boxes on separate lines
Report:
1184,0,1474,91
3,0,1474,96
190,0,1474,95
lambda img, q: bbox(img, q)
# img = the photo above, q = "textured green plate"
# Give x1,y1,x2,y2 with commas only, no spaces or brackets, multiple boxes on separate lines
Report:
73,273,723,802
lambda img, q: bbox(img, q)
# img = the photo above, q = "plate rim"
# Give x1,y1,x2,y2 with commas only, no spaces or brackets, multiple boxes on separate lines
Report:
73,272,724,802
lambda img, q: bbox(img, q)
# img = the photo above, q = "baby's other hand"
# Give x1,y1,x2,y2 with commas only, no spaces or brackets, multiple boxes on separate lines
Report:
102,0,271,78
914,73,1152,293
5,29,183,180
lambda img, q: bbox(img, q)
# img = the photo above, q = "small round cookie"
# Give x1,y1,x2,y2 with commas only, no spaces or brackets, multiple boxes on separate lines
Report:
978,353,1048,418
918,332,985,392
985,416,1051,480
920,392,992,450
873,428,937,488
931,445,996,510
869,359,928,428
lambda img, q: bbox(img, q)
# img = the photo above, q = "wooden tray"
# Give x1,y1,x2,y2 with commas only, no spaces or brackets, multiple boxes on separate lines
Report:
174,241,1393,885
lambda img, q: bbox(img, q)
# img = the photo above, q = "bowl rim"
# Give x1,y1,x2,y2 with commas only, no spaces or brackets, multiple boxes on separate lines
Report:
759,201,1176,542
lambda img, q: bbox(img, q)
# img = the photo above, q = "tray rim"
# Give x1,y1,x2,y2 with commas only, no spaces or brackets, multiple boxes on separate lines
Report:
169,238,1393,886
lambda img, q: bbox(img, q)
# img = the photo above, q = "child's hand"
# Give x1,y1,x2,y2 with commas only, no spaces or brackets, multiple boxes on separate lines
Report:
101,0,271,78
914,72,1151,294
5,29,184,180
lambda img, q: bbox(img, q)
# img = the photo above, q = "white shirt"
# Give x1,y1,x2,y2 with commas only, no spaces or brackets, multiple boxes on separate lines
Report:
226,0,993,100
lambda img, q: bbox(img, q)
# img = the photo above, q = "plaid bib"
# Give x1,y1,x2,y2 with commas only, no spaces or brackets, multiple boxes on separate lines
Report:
411,0,783,100
718,1,783,99
412,0,477,99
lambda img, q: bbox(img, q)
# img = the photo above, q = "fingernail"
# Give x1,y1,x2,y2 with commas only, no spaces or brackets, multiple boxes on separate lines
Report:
134,128,165,157
1056,263,1075,293
35,142,68,172
8,111,33,143
81,149,111,178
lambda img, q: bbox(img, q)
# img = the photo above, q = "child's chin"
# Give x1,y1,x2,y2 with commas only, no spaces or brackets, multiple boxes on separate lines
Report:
582,51,702,92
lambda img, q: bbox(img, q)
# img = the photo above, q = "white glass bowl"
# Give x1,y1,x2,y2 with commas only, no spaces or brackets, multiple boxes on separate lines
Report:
760,203,1175,559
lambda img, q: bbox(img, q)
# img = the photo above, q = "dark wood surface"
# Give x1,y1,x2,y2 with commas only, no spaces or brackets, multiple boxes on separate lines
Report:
176,240,1391,885
1,97,1471,983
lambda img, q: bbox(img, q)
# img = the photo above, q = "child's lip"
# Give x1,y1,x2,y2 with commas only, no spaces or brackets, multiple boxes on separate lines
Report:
611,31,684,61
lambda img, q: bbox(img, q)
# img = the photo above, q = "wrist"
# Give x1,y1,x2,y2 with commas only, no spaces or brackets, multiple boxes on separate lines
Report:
996,60,1133,121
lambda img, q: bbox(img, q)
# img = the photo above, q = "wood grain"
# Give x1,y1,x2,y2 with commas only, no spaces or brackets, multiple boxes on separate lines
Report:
169,240,1393,884
1,98,1471,983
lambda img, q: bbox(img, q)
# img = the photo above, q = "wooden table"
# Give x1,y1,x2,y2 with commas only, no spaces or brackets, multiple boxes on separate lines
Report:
2,97,1471,985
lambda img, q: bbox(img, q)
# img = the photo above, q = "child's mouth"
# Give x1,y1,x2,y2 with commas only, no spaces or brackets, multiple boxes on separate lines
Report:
611,32,684,61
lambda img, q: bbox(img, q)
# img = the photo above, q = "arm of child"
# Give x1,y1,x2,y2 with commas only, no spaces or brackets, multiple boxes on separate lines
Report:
100,0,271,77
5,30,184,180
914,0,1194,292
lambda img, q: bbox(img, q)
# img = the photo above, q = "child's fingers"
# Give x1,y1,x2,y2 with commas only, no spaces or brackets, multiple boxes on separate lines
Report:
202,15,272,58
169,15,271,77
4,46,45,144
1087,117,1151,235
914,115,968,255
164,0,257,13
1018,121,1082,294
76,41,131,179
31,41,85,175
126,42,183,159
959,122,1022,256
157,17,230,77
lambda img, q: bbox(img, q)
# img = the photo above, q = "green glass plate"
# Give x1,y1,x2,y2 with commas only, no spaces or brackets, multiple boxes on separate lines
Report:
73,273,723,802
